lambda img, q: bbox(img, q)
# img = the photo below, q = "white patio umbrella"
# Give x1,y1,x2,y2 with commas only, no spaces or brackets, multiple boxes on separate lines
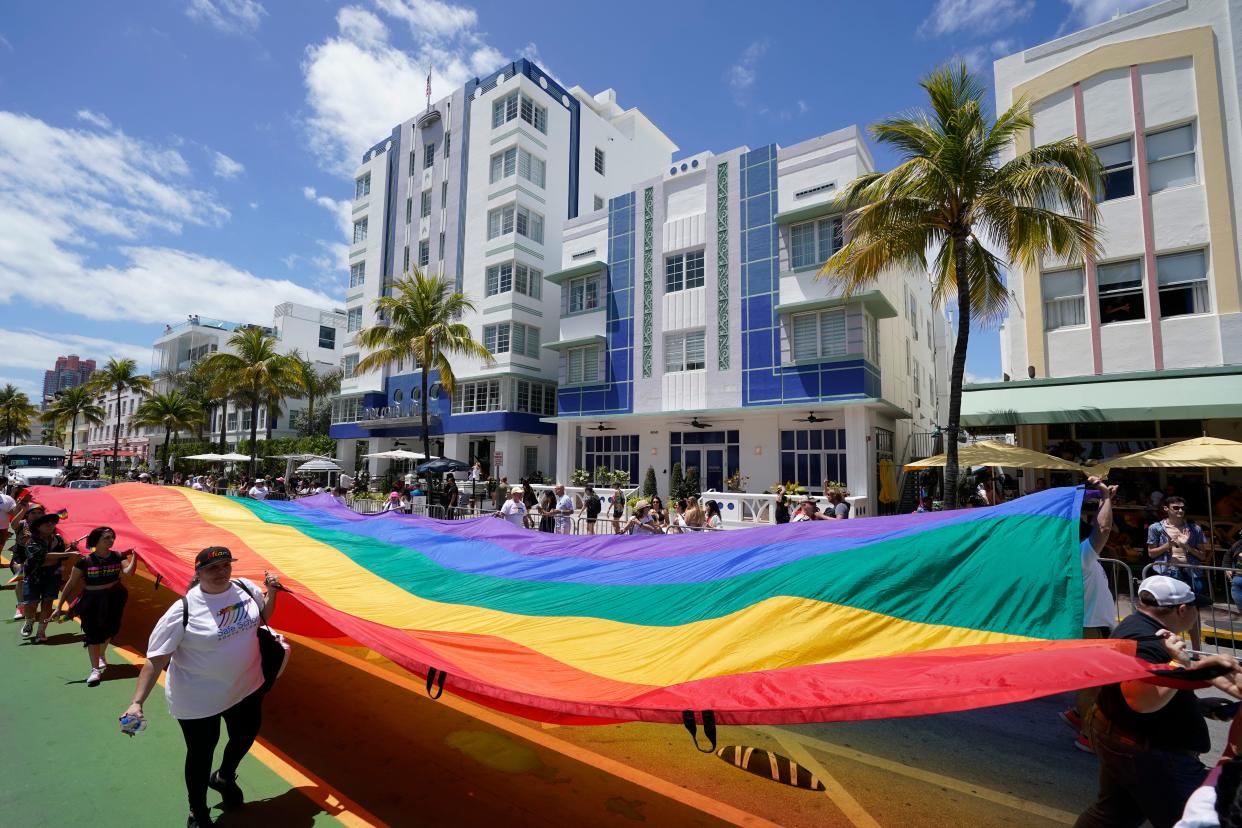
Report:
218,452,253,462
182,453,226,461
363,450,427,460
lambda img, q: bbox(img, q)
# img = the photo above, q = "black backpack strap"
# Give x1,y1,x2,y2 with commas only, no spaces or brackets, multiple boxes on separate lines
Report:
231,579,264,628
682,709,717,753
181,596,189,629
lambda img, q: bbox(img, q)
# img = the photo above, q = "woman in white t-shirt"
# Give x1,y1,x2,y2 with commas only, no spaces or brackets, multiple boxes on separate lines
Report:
122,546,281,828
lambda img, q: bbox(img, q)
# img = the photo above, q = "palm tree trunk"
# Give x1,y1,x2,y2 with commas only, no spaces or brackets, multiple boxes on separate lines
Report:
248,388,260,479
68,413,78,469
162,426,172,472
420,365,431,462
218,398,228,454
943,244,973,510
112,388,122,483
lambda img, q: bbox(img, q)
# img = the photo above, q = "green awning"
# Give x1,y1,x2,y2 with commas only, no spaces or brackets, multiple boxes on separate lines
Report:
961,366,1242,427
544,260,607,286
542,334,606,352
774,290,898,320
774,200,840,226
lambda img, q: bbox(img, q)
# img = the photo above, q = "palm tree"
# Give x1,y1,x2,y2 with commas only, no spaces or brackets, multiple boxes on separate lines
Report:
821,64,1101,508
164,361,223,441
290,354,342,436
88,358,153,482
0,385,39,446
44,386,105,466
133,390,204,472
204,327,299,478
356,269,493,462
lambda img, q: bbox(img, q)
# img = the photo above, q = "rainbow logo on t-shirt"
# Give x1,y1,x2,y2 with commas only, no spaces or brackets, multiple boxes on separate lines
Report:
215,601,247,628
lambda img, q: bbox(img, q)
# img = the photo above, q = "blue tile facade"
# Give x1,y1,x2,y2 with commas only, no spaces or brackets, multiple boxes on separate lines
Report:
739,145,878,407
557,192,635,417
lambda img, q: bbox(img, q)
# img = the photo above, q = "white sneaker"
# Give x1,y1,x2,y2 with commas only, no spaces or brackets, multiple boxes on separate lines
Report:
86,668,102,687
20,621,33,638
97,658,107,670
13,609,23,620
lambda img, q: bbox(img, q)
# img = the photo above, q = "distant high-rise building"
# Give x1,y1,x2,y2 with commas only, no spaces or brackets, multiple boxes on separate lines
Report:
42,354,96,403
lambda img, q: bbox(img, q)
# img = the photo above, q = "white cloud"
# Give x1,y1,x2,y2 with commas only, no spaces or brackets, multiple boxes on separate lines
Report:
1062,0,1161,28
303,185,353,239
185,0,266,35
76,109,112,129
0,375,41,397
724,39,768,106
301,2,511,173
919,0,1034,37
990,38,1015,56
211,150,244,179
248,200,259,209
0,328,151,373
0,111,334,325
0,33,13,53
965,371,1003,385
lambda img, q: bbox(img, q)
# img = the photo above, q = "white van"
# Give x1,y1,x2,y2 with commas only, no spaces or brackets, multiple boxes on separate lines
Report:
2,445,68,487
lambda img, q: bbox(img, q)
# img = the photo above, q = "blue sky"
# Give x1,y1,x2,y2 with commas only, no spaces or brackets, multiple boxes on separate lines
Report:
0,0,1158,398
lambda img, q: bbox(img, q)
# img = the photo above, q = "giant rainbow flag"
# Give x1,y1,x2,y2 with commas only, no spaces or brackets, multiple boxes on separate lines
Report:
33,484,1155,725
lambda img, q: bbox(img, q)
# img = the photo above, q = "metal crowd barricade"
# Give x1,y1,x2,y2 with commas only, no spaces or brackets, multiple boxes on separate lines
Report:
1139,560,1242,655
570,515,723,535
1097,557,1136,629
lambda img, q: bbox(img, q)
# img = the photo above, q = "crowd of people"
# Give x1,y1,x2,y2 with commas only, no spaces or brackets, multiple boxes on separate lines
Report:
3,482,282,827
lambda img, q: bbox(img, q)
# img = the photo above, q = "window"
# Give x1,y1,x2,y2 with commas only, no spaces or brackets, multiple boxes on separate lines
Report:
403,245,409,273
512,378,557,415
227,412,238,431
418,239,430,268
912,361,922,410
665,249,705,292
354,173,371,199
1096,139,1134,201
594,195,604,211
443,133,450,158
567,274,601,313
864,312,879,364
349,262,365,288
486,204,544,242
352,217,368,244
517,149,545,187
1147,124,1196,192
664,330,706,372
318,325,336,349
342,354,359,378
594,147,605,174
1041,268,1086,330
789,216,843,269
405,196,412,224
420,190,431,218
493,91,547,133
791,308,846,361
567,345,602,384
423,142,435,169
483,322,540,358
1156,249,1210,317
583,435,640,484
1097,259,1145,323
491,147,516,182
441,180,448,202
524,445,539,476
438,232,445,260
452,379,502,413
408,149,415,170
779,428,849,491
486,261,541,298
346,307,363,332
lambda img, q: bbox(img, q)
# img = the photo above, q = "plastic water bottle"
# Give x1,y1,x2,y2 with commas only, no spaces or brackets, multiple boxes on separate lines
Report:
119,714,146,736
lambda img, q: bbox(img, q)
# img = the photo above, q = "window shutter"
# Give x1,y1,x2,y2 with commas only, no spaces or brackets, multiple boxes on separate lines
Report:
821,310,846,356
792,314,818,360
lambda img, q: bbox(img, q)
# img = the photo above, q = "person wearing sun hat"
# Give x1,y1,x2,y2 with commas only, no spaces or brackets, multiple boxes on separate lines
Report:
18,511,80,642
123,547,282,827
622,500,663,535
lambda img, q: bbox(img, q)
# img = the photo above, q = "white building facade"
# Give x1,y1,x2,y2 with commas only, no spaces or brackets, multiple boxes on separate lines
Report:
149,302,346,455
964,0,1242,471
545,127,951,513
331,59,676,481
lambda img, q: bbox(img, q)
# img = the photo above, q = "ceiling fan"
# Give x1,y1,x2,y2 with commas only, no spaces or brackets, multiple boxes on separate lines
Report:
674,417,713,429
587,422,617,432
793,412,833,424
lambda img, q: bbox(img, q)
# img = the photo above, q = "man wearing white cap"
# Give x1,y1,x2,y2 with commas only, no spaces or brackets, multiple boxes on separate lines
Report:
495,486,527,527
1076,575,1242,828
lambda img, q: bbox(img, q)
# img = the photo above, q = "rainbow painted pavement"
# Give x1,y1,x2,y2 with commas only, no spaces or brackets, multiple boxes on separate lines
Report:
32,484,1155,726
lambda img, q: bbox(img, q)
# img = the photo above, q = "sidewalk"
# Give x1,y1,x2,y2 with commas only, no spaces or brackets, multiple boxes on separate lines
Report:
0,581,343,827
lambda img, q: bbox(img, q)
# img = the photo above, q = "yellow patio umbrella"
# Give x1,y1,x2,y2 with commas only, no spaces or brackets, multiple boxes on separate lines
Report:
903,440,1088,473
1098,437,1242,551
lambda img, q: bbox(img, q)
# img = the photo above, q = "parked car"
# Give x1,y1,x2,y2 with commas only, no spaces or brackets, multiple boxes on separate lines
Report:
66,479,110,490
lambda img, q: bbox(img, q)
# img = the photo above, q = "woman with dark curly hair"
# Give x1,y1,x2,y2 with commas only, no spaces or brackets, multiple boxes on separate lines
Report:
54,526,137,687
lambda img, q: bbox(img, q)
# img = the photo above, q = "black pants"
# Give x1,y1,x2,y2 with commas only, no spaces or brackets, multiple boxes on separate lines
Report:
177,689,264,813
1074,723,1207,828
